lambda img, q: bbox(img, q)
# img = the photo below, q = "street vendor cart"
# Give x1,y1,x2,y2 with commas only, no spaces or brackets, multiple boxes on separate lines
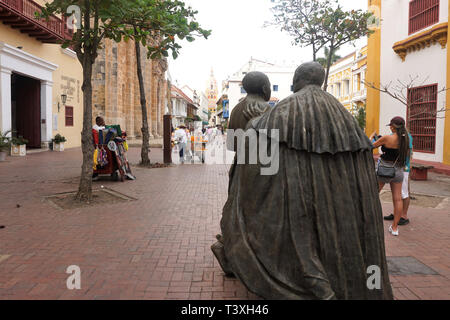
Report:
92,126,135,181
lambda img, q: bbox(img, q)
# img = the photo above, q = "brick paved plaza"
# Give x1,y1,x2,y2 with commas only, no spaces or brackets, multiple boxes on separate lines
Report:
0,147,449,300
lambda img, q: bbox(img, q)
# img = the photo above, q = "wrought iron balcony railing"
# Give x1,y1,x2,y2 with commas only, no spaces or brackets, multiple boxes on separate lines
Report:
0,0,72,44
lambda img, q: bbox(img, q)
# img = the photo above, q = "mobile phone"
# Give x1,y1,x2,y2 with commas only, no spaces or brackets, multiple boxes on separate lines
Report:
372,133,380,143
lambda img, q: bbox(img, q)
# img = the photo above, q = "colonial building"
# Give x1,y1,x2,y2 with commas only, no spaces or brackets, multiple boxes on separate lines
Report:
222,57,296,116
92,38,168,141
0,0,83,149
366,0,450,165
205,68,218,116
171,85,197,128
327,45,368,113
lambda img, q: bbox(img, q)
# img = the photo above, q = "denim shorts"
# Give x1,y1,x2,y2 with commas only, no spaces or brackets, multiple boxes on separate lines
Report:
376,158,404,184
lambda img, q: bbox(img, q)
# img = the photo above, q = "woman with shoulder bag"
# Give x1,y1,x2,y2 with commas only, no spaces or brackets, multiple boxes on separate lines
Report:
370,116,410,237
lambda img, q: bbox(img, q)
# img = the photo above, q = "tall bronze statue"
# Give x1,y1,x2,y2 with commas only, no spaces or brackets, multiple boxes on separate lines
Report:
227,71,272,133
216,62,393,300
211,71,271,277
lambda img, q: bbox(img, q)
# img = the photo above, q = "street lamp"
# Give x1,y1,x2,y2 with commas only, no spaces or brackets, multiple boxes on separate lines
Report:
58,94,67,112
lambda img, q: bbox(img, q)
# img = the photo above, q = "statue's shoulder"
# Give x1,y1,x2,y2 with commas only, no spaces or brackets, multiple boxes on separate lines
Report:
250,86,373,154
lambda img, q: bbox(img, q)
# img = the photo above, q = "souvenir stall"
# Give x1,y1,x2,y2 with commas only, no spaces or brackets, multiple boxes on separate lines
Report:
92,125,135,181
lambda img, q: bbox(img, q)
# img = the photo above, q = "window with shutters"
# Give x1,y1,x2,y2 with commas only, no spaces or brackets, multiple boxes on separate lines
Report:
407,84,437,153
409,0,440,35
65,106,74,127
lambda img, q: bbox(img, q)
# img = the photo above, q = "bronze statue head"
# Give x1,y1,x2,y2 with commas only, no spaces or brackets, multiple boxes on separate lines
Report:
242,71,271,102
292,62,326,93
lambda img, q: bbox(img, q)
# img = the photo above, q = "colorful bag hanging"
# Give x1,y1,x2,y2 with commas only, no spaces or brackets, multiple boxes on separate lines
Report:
93,148,98,170
98,147,108,167
123,141,129,151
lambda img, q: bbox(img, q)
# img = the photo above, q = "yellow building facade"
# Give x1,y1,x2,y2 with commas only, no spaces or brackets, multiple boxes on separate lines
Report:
327,46,368,114
0,0,83,149
366,0,450,165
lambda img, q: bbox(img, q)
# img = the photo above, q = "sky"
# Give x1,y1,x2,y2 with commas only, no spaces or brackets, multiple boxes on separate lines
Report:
169,0,368,93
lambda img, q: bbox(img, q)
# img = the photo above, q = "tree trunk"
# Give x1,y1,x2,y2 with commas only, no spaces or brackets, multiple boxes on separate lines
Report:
135,39,151,166
323,45,335,92
76,56,95,202
312,43,316,61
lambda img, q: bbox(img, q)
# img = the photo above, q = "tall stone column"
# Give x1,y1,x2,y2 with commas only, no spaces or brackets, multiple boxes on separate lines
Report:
40,80,53,147
0,67,12,134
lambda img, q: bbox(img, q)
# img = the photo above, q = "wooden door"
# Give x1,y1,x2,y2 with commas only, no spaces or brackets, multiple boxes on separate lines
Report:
15,76,41,148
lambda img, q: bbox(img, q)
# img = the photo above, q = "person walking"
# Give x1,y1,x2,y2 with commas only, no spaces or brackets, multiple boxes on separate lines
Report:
174,125,188,164
384,130,413,226
370,116,411,236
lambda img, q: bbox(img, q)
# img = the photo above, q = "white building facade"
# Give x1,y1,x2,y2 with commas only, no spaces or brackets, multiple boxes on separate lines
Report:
171,85,189,128
223,58,297,117
199,92,210,123
367,0,450,164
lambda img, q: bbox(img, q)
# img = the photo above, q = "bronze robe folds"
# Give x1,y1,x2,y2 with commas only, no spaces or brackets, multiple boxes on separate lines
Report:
220,85,393,300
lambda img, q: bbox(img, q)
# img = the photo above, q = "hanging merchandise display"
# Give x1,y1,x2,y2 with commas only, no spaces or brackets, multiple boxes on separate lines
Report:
92,125,135,182
93,148,98,170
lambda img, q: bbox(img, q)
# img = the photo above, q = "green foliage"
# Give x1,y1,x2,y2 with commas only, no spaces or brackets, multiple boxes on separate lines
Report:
317,47,341,68
53,134,67,144
39,0,210,62
111,0,211,60
11,136,28,146
0,130,11,151
352,104,366,130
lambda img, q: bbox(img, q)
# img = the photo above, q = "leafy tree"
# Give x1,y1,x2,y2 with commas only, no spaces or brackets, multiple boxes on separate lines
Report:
40,0,209,201
116,0,210,166
320,4,373,91
268,0,373,90
40,0,123,202
316,47,341,68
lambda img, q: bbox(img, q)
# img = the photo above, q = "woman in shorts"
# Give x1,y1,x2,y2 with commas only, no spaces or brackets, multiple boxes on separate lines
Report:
370,117,411,236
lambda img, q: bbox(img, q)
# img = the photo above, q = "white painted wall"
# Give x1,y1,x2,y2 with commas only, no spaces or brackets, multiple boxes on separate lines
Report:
380,0,448,162
199,92,209,122
225,59,296,116
0,42,57,145
226,80,244,116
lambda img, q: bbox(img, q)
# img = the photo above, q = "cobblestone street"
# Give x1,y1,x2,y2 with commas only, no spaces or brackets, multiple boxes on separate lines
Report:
0,147,449,300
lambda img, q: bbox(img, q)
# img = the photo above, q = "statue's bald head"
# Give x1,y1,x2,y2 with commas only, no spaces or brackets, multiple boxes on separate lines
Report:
293,62,326,93
243,71,271,101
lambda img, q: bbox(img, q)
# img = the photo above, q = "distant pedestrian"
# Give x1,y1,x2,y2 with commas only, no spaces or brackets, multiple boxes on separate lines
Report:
174,125,188,163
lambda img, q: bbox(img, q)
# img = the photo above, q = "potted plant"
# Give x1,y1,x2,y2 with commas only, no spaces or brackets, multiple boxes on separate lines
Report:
52,134,66,152
0,130,11,162
10,136,28,157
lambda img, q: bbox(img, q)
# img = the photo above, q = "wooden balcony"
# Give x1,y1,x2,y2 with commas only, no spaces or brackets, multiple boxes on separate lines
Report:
0,0,72,44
